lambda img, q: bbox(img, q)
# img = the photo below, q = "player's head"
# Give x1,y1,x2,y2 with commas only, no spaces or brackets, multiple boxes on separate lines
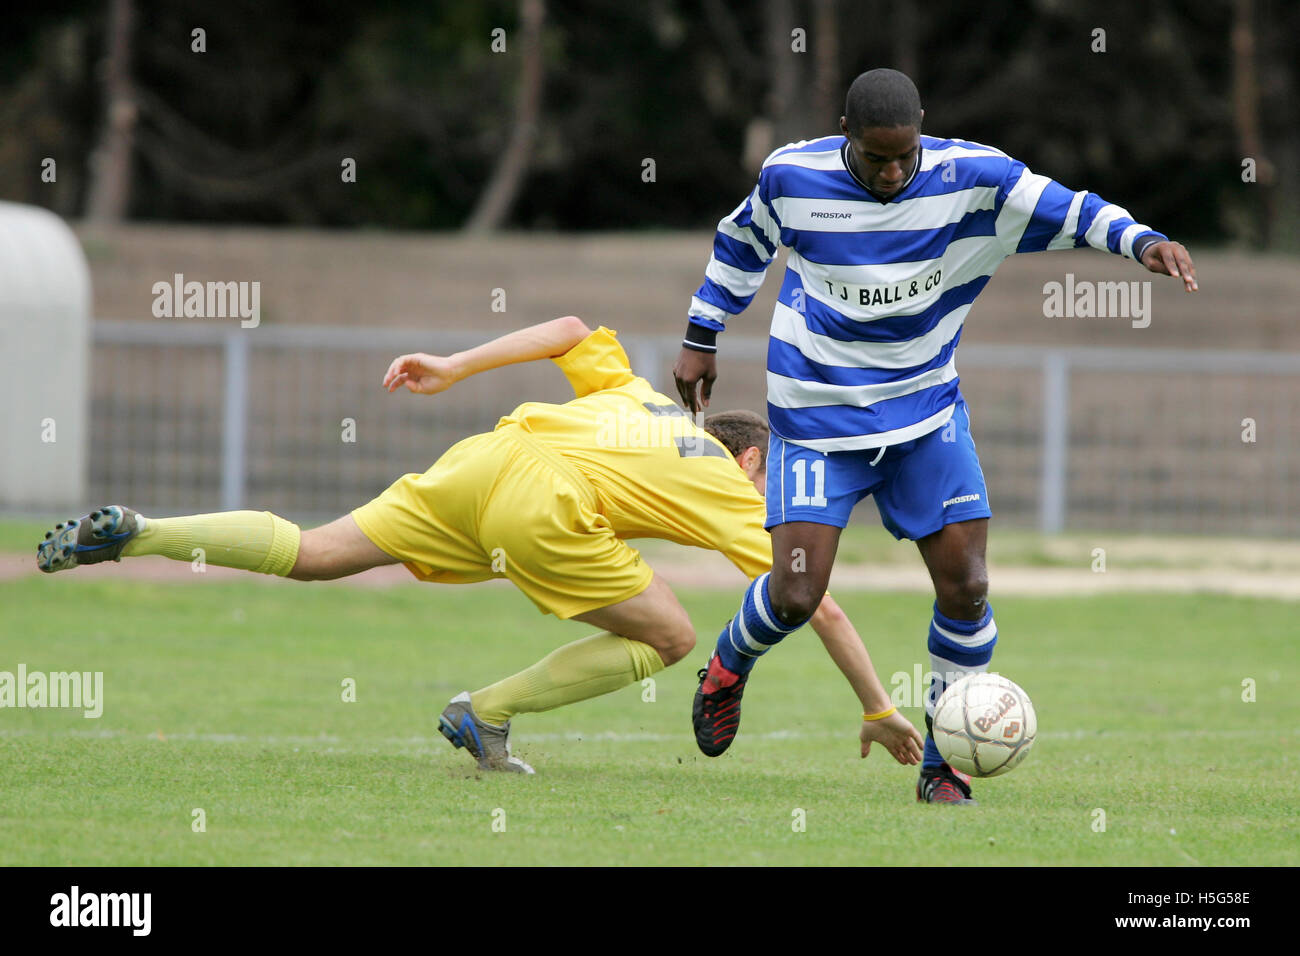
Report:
840,68,924,199
703,410,769,495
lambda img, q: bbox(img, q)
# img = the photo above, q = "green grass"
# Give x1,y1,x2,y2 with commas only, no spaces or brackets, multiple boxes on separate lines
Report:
0,570,1294,865
11,512,1300,572
0,518,55,553
829,521,1300,572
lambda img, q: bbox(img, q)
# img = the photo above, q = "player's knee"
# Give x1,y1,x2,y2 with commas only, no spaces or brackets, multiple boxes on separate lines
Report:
769,559,830,625
939,570,988,615
770,578,823,626
659,627,695,665
660,607,696,664
621,601,696,666
962,569,989,608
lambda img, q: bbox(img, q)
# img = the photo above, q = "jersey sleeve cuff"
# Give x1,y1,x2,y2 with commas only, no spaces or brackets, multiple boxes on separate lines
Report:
683,323,719,353
1131,231,1167,262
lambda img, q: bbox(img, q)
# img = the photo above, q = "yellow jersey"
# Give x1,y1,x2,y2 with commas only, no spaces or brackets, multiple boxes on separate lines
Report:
497,326,772,581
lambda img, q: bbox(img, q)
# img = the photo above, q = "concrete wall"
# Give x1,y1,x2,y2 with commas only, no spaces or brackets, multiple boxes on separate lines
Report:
0,203,91,509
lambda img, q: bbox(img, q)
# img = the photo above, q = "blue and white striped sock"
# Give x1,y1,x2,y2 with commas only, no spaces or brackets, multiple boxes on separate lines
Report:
713,573,810,676
922,603,998,769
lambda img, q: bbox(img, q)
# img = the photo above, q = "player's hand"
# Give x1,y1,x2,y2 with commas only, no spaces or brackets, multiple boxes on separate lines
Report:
1140,240,1198,292
673,347,717,413
860,710,925,765
382,352,460,395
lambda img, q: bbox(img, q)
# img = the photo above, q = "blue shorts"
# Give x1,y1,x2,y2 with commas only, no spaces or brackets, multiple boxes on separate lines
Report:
765,400,992,541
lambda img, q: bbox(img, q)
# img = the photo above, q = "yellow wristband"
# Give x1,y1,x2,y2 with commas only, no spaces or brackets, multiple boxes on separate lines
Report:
863,706,897,721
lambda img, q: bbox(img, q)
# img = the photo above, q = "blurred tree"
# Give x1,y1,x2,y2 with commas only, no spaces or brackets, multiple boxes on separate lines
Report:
1231,0,1273,247
0,0,1293,246
127,0,376,223
0,3,99,217
85,0,137,223
463,0,546,233
810,0,839,132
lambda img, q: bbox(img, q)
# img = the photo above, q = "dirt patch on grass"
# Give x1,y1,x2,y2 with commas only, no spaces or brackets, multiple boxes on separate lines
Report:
7,547,1298,600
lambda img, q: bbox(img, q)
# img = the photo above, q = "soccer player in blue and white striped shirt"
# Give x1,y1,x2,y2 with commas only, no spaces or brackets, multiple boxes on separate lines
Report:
676,68,1198,803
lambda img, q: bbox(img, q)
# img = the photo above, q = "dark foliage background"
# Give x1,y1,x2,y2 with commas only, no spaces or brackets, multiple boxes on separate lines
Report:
2,0,1295,245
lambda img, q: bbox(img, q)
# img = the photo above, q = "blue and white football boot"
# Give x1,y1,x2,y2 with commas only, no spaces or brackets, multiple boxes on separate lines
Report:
37,505,144,573
438,692,535,774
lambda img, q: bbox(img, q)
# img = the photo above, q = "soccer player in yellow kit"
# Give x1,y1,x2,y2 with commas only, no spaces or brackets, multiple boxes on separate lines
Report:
38,316,922,773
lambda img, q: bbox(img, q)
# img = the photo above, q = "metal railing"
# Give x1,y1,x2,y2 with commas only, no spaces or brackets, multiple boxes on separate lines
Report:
90,321,1300,535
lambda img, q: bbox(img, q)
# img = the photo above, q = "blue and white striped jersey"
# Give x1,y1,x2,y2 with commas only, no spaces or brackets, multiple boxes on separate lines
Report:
688,135,1166,452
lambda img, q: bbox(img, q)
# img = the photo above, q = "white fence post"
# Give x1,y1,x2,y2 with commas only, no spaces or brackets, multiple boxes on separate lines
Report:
221,332,249,512
87,323,1300,533
627,338,663,392
1039,350,1069,534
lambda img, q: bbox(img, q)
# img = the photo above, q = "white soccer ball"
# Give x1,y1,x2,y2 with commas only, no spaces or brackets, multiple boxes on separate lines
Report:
932,673,1037,778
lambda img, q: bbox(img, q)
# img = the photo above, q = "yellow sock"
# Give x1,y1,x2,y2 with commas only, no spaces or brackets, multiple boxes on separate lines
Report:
121,511,300,576
471,632,665,726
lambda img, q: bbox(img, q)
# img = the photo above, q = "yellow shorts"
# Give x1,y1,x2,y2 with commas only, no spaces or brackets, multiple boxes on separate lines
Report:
351,424,653,619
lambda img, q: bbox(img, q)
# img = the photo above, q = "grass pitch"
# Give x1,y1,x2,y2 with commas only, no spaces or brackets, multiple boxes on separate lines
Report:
0,566,1294,866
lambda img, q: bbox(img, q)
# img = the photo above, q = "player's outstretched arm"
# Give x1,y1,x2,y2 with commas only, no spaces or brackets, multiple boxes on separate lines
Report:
809,594,924,765
994,159,1199,294
383,315,592,395
673,346,717,413
1139,240,1199,292
676,164,786,411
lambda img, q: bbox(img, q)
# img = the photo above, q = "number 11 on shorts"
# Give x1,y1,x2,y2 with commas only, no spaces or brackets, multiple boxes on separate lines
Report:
791,458,827,508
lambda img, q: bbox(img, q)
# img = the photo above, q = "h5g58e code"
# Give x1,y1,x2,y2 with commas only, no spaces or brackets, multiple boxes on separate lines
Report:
1130,892,1250,906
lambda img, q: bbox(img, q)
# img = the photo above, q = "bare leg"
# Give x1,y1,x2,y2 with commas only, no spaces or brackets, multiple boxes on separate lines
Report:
468,573,693,729
768,521,844,623
914,517,995,788
572,573,695,665
288,515,401,581
915,518,989,620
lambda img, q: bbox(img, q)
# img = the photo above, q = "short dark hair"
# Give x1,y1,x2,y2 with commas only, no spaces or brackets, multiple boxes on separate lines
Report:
844,68,922,134
703,410,769,467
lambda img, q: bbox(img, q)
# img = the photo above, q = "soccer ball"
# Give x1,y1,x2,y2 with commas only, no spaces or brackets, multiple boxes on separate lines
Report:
932,673,1037,778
